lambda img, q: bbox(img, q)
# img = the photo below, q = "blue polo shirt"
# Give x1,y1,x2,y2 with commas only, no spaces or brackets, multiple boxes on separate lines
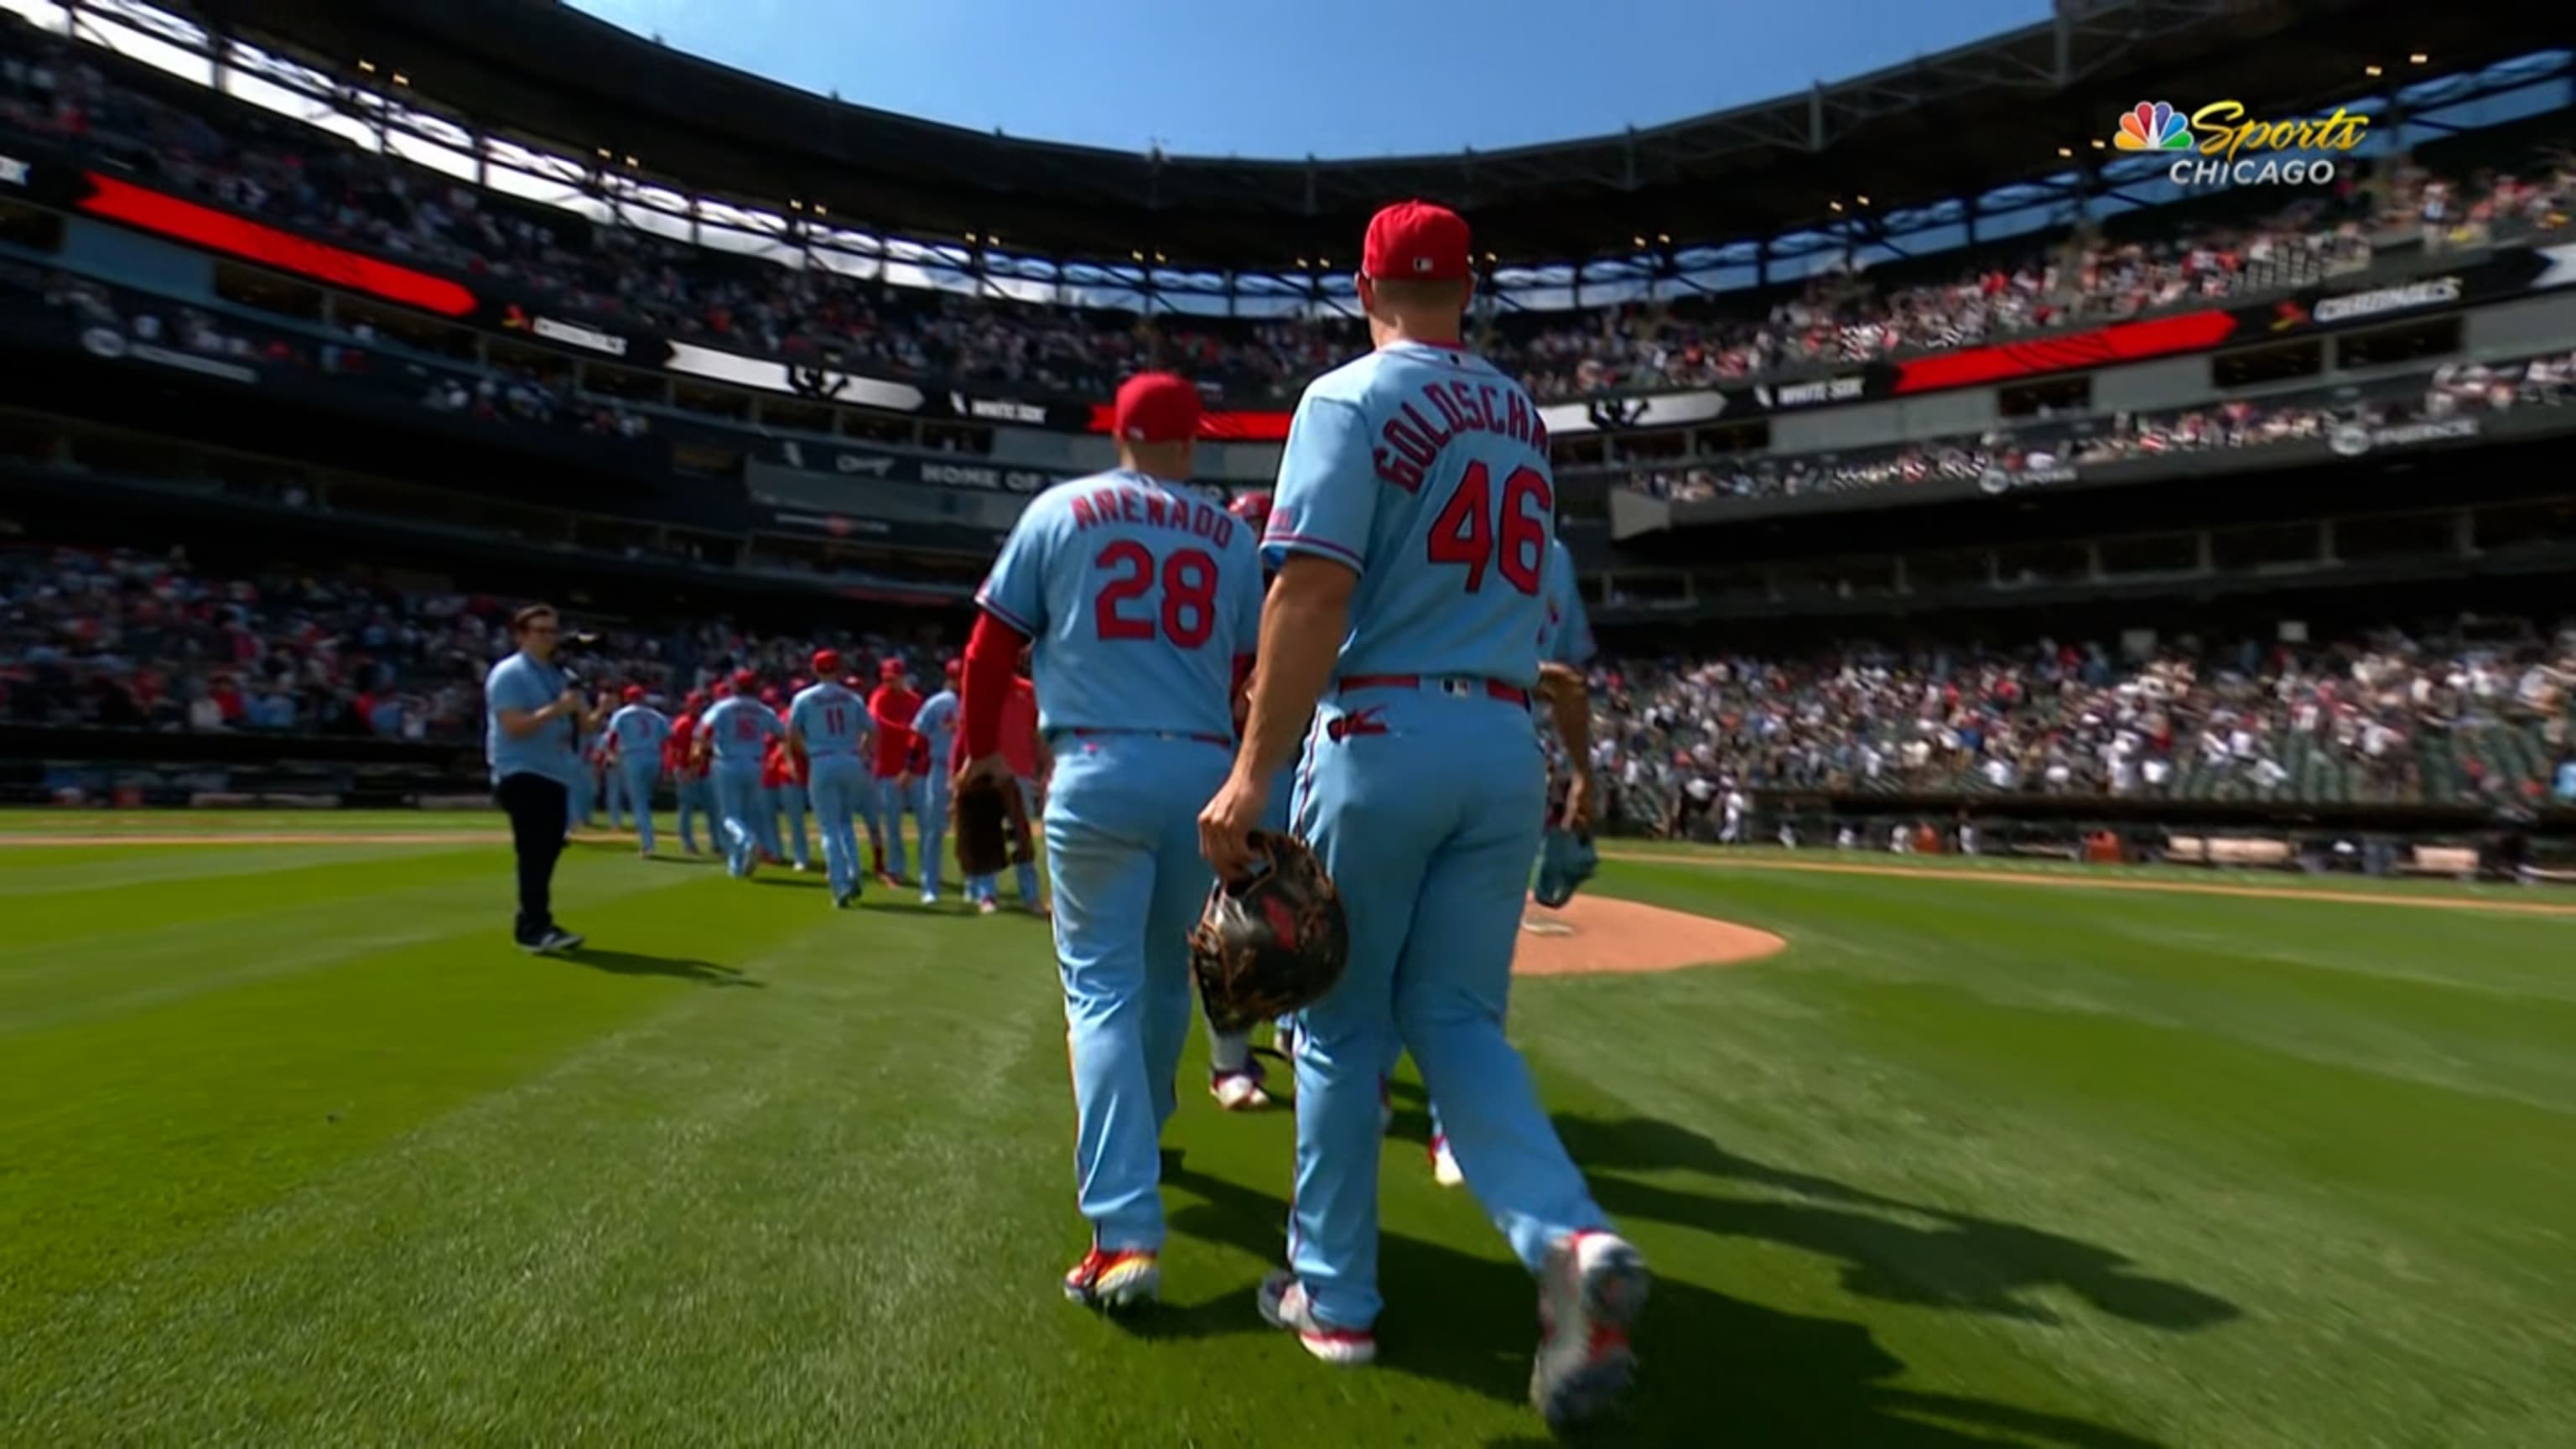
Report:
485,650,579,787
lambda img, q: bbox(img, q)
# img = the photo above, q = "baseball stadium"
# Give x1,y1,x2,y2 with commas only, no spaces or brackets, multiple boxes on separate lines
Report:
3,0,2573,1442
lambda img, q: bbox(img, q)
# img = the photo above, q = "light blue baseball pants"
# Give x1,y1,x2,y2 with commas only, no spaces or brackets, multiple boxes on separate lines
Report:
710,765,766,877
619,761,661,853
1285,684,1609,1331
874,775,918,880
807,756,867,899
1046,733,1232,1251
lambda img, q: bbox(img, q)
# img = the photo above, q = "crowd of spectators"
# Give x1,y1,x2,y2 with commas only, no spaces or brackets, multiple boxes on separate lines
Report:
1576,627,2576,835
0,547,932,746
8,546,2572,824
1617,346,2576,504
5,14,2569,408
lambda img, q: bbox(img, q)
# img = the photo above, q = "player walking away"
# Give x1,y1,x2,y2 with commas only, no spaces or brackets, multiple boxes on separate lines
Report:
695,669,783,879
999,667,1049,915
606,686,672,858
484,604,605,954
911,661,961,905
668,689,710,855
1197,200,1646,1428
1426,535,1597,1189
960,371,1263,1311
761,686,812,870
787,650,874,909
870,659,923,887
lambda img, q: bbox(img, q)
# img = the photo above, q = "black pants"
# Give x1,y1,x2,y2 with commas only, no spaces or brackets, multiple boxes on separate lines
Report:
496,771,570,943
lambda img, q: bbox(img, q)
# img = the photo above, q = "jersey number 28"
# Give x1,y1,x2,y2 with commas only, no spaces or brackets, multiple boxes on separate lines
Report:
1427,461,1551,595
1093,542,1218,648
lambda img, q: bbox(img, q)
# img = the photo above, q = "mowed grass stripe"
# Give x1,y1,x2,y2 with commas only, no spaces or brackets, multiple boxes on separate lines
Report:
1540,865,2576,1446
0,865,792,1332
0,844,504,952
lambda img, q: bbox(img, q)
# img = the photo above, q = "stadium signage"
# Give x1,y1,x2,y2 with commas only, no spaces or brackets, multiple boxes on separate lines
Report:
72,172,477,317
2309,276,2464,326
1976,463,2080,495
768,438,1055,492
77,325,259,385
665,340,927,413
950,392,1047,424
2327,416,2482,457
0,154,29,188
501,306,631,357
1761,375,1868,408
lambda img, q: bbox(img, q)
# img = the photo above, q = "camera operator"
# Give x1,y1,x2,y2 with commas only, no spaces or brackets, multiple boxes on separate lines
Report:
485,605,608,953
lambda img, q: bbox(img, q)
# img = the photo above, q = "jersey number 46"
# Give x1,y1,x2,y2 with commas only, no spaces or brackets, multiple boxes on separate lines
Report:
1428,461,1551,595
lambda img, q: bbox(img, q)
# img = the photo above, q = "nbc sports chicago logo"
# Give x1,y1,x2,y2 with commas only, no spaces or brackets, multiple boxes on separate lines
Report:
2113,100,2367,188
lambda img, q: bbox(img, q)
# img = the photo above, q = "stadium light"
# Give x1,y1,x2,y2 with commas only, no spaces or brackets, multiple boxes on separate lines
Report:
2058,146,2074,158
392,73,409,87
815,205,828,217
2366,64,2384,77
624,154,639,167
1656,234,1670,244
357,60,375,73
1856,195,1870,207
2092,138,2107,149
2410,52,2428,64
1829,200,1844,213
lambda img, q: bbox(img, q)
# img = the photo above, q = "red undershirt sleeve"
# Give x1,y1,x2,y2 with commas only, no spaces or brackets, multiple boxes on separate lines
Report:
963,610,1030,759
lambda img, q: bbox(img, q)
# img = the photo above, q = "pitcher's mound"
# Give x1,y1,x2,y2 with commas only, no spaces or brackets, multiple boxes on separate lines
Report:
1514,896,1784,977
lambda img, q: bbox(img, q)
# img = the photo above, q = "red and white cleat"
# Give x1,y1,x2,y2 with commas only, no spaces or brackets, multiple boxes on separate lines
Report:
1530,1230,1649,1431
1429,1133,1464,1188
1062,1245,1159,1311
1210,1065,1272,1112
1257,1271,1376,1366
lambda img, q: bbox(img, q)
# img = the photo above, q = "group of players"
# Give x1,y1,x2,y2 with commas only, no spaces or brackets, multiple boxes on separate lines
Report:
953,200,1644,1431
565,656,1045,913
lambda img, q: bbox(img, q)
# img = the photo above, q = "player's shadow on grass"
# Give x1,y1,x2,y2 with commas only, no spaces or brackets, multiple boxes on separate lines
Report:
1160,1160,2164,1449
1547,1114,2239,1334
561,948,763,988
750,874,829,889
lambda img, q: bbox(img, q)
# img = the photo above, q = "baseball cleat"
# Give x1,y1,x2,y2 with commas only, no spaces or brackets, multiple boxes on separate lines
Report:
1062,1246,1159,1311
1429,1134,1463,1188
1258,1271,1376,1365
520,927,584,956
920,888,941,906
1210,1066,1272,1112
1530,1230,1649,1431
978,898,1000,915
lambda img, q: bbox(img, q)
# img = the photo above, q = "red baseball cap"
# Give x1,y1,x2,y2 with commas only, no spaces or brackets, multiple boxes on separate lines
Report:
880,657,906,679
731,668,758,693
812,649,842,678
1363,200,1471,283
944,657,963,683
685,689,709,710
711,682,734,699
1113,371,1202,444
761,688,782,707
622,685,645,704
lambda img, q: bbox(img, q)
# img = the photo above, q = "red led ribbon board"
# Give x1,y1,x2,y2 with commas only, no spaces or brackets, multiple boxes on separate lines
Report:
1085,403,1293,442
1889,309,2242,395
76,173,477,317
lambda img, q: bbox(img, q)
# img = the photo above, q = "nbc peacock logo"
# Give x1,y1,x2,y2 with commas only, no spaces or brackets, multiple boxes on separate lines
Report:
2114,101,2193,152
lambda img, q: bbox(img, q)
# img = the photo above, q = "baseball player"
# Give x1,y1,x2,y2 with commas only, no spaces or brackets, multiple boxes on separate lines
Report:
787,650,873,909
998,668,1048,915
963,371,1262,1311
1425,535,1596,1187
761,686,812,870
911,660,961,905
605,686,671,857
1197,200,1644,1426
668,689,710,854
870,659,923,887
695,669,782,879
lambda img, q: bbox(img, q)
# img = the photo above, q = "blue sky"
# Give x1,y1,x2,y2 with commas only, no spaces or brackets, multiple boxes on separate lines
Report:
569,0,2051,158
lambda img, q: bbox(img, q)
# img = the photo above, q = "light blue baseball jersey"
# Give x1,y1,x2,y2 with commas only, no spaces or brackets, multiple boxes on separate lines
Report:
912,688,958,765
976,469,1263,739
483,651,579,786
1265,341,1555,688
1540,538,1596,667
700,696,782,767
608,704,671,761
786,682,870,759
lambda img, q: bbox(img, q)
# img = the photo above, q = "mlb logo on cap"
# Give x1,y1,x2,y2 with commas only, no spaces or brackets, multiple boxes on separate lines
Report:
1363,199,1471,284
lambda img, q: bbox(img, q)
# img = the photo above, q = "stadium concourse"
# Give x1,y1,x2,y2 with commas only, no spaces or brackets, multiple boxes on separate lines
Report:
3,8,2570,408
6,545,2572,823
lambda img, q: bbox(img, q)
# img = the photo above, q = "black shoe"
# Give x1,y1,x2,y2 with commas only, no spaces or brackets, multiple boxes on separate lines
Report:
519,927,585,956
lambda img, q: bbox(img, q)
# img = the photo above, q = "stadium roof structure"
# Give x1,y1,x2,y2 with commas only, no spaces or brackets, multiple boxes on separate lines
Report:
182,0,2516,278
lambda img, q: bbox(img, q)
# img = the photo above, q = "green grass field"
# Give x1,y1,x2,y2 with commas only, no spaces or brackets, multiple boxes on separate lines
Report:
4,813,2573,1447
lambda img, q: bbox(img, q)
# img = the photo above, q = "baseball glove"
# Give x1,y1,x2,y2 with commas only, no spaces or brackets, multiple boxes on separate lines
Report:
1191,832,1349,1035
953,774,1031,880
1531,825,1599,909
